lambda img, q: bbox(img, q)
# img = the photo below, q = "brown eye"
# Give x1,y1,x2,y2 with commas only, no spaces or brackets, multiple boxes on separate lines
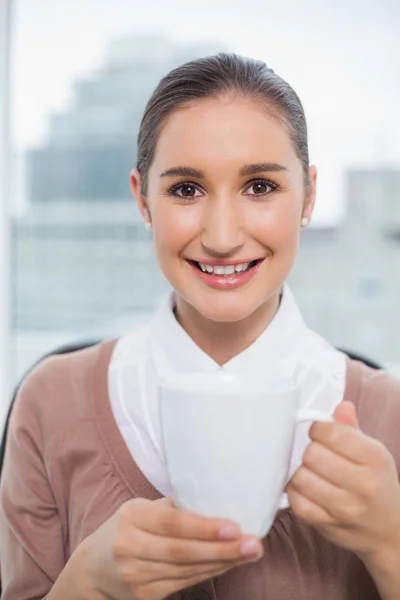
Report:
244,180,273,196
172,183,202,198
253,182,269,194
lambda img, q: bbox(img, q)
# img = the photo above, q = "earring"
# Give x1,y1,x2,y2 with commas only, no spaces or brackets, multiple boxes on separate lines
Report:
144,221,152,231
301,217,309,228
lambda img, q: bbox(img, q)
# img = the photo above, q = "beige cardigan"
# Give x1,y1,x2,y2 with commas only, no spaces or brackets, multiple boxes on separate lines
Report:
1,339,400,599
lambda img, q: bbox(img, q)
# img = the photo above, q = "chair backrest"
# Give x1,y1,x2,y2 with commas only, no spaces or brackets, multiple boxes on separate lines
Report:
0,339,102,479
337,348,383,371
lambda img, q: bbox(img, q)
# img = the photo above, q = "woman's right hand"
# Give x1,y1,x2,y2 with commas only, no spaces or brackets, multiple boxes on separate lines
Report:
80,497,263,600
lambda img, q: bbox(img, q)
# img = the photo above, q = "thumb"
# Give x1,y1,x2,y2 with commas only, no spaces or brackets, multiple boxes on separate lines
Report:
334,401,360,429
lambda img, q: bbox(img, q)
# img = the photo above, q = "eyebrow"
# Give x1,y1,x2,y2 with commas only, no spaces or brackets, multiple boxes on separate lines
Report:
160,166,204,178
240,163,288,176
159,163,288,179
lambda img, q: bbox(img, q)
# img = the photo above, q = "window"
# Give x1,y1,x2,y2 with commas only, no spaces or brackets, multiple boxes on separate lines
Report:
0,0,12,422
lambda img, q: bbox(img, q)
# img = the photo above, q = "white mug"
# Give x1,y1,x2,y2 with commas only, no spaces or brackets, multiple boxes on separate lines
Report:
159,371,331,538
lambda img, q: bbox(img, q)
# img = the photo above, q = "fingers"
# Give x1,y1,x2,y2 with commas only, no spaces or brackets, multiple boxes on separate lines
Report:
302,441,363,490
333,401,360,428
131,552,260,583
287,486,335,526
288,465,350,519
128,527,263,565
126,498,242,542
309,421,383,465
113,499,264,600
146,556,257,600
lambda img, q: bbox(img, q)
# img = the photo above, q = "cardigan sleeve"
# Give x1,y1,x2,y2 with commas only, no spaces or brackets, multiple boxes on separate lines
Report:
0,361,66,600
355,364,400,472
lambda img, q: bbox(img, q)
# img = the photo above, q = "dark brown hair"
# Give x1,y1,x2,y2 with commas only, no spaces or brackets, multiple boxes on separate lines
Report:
137,52,310,194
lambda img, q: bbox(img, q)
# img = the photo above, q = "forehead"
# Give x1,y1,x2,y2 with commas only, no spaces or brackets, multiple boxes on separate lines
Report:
151,96,299,173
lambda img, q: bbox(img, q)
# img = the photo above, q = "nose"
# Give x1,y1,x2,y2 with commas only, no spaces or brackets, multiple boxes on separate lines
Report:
201,195,245,256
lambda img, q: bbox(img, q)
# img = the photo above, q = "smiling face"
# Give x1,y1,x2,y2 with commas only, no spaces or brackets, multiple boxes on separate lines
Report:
131,95,316,324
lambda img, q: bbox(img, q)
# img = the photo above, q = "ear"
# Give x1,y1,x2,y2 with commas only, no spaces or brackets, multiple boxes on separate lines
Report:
130,168,151,223
302,165,317,224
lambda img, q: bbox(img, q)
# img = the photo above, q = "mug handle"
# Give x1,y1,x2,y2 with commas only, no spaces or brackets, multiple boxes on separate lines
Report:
278,409,333,510
296,408,333,424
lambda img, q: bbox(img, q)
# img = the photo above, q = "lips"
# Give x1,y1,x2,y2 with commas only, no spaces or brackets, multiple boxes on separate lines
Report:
186,258,264,290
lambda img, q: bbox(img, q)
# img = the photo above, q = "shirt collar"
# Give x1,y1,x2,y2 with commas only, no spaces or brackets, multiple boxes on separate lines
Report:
148,284,307,379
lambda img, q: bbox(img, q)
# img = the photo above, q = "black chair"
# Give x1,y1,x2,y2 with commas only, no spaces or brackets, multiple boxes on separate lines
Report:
0,339,102,480
337,349,383,371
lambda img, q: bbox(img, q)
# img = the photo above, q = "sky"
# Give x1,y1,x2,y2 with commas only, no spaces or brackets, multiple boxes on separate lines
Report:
9,0,400,223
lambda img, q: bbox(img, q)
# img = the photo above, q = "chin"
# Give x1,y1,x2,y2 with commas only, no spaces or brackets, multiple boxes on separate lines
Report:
193,295,260,324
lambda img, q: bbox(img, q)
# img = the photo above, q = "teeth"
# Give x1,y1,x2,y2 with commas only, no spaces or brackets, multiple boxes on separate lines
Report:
214,266,225,275
224,265,235,275
235,263,249,272
198,262,251,275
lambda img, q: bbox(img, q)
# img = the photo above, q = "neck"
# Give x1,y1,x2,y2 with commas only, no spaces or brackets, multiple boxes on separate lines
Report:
174,292,281,366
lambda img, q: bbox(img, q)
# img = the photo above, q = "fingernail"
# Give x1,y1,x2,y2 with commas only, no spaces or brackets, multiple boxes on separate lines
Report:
219,522,241,540
241,538,261,557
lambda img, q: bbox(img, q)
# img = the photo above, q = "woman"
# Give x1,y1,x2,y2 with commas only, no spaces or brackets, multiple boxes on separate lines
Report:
1,53,400,600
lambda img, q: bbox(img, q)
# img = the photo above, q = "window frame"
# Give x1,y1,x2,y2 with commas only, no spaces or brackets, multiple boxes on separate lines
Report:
0,0,12,419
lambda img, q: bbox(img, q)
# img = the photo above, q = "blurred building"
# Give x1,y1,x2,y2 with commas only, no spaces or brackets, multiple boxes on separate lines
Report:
12,35,400,364
290,168,400,362
13,35,223,333
12,200,169,333
27,36,224,203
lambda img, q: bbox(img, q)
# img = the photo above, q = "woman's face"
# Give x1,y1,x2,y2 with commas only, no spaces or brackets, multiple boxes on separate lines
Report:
131,96,316,323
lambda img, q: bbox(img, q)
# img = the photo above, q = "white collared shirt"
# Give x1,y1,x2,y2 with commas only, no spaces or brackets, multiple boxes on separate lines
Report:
108,286,347,497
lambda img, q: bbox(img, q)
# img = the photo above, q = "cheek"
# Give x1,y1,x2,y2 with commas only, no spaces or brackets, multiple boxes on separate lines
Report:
152,203,199,258
250,198,301,250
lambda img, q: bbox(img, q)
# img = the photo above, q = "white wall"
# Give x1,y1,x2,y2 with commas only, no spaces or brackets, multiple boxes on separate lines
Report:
0,0,12,425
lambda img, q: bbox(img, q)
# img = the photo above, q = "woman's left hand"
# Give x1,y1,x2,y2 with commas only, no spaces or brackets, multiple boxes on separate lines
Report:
286,401,400,562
